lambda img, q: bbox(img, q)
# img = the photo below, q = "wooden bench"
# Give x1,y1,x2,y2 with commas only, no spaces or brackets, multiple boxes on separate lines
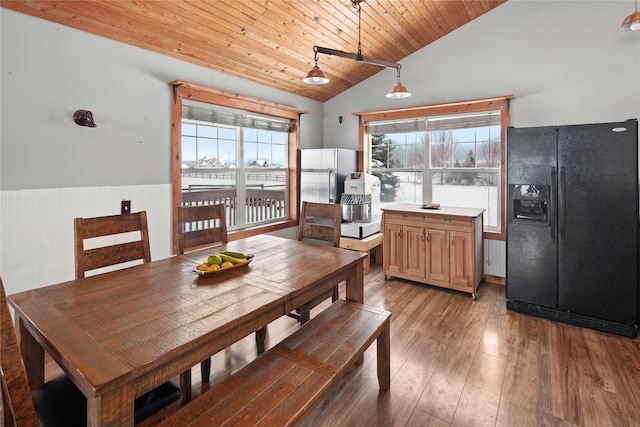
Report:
158,300,391,426
340,232,384,275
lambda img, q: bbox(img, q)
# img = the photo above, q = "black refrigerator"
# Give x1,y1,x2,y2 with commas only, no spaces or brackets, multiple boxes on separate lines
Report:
506,119,639,337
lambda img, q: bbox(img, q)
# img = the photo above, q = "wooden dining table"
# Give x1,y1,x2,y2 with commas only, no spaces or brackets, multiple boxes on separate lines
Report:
8,234,366,426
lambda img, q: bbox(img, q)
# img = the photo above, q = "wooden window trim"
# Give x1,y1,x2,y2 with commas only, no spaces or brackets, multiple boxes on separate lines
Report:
170,80,308,250
354,95,514,241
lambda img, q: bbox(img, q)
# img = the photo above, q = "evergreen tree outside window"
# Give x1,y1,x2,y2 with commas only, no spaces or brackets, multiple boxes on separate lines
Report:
360,96,512,239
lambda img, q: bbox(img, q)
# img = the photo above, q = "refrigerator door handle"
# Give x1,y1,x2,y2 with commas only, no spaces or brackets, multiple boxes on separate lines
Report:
550,167,556,242
559,166,566,240
328,170,335,203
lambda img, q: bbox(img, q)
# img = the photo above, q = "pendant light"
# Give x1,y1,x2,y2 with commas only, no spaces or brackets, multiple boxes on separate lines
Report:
386,68,411,99
303,49,329,84
302,0,411,99
618,0,640,32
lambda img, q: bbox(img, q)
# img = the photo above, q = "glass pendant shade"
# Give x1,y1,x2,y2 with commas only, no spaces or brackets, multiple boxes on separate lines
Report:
386,81,411,99
303,65,329,84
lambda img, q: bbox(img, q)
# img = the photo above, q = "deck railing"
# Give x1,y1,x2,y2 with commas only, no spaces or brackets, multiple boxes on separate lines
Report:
181,188,286,227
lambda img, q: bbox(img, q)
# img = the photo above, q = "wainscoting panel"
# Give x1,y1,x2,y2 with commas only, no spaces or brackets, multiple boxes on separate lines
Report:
1,186,507,295
0,184,172,295
484,239,506,278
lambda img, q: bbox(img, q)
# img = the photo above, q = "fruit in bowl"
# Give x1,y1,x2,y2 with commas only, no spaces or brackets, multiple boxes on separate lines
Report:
196,251,252,274
207,254,222,265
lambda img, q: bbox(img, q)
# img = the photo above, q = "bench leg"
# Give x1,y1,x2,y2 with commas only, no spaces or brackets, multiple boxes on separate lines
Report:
375,245,383,265
377,321,391,391
363,250,371,275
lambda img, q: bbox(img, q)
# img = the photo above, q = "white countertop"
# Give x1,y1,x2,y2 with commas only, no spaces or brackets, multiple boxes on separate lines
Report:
381,204,485,218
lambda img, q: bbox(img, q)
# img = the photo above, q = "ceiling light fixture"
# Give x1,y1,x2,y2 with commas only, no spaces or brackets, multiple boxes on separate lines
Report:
303,50,329,84
618,0,640,32
303,0,411,99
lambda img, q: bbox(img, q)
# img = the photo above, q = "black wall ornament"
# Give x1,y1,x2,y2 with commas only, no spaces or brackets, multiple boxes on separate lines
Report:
74,110,97,127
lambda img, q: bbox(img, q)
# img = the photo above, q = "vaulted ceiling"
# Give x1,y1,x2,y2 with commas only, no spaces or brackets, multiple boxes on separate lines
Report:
2,0,507,102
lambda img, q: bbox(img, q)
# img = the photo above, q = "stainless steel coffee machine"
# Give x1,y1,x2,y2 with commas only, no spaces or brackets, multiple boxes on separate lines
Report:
340,172,381,239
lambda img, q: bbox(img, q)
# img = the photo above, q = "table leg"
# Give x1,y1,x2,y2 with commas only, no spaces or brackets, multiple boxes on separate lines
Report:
180,370,192,403
345,258,364,304
16,315,44,389
87,387,134,426
377,320,391,390
346,257,366,364
256,326,267,354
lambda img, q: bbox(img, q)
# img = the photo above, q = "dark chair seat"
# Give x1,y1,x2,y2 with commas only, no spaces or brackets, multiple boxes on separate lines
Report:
1,276,181,426
33,375,181,426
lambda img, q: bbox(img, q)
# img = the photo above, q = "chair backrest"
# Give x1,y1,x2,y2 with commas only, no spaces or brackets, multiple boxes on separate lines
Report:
0,277,40,427
297,201,342,247
74,211,152,279
176,204,228,254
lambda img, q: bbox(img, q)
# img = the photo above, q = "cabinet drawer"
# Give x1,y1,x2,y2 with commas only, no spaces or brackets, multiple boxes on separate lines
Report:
423,216,472,228
384,212,472,228
384,212,424,222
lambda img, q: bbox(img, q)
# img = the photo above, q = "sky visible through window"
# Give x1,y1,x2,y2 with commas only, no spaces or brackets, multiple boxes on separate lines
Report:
182,122,287,168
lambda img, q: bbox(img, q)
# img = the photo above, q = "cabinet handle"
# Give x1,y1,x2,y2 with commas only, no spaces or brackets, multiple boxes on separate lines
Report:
421,232,425,241
397,229,401,238
425,231,429,242
451,236,454,245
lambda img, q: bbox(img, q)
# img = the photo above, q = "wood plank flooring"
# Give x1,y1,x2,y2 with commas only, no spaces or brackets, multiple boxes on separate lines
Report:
44,263,640,426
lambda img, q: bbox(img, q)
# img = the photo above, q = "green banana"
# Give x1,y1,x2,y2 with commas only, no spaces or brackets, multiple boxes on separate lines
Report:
221,250,248,260
219,253,247,264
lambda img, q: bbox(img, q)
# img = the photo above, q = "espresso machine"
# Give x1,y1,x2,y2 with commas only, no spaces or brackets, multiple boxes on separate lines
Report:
340,172,381,239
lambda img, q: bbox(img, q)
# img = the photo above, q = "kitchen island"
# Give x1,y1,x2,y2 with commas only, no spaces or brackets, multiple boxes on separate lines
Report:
382,204,484,298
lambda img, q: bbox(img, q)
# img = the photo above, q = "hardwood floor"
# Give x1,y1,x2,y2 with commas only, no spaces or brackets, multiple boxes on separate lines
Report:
44,264,640,426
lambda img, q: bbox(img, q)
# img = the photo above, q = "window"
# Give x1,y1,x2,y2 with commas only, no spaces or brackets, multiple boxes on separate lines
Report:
181,102,290,229
170,81,306,246
356,96,512,240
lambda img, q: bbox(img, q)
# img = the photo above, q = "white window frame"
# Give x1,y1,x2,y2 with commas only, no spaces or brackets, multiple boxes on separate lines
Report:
355,95,513,241
181,119,290,229
170,80,306,249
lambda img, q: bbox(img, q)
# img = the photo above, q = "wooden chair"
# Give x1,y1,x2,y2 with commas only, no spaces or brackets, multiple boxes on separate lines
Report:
73,212,182,421
176,204,228,254
290,201,342,324
176,204,238,395
74,211,152,279
0,276,181,427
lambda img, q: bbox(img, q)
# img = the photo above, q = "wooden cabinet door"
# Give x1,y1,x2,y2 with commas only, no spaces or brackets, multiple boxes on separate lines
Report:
402,226,425,277
450,231,473,288
384,222,403,274
426,228,449,283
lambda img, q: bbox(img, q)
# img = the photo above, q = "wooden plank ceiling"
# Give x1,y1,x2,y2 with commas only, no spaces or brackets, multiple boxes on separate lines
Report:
2,0,506,102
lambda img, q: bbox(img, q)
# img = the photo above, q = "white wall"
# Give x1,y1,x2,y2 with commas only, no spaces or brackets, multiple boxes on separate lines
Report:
323,0,640,277
0,8,323,294
2,2,639,293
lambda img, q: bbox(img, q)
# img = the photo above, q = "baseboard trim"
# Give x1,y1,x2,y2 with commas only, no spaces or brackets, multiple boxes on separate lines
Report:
506,300,638,338
483,274,505,286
